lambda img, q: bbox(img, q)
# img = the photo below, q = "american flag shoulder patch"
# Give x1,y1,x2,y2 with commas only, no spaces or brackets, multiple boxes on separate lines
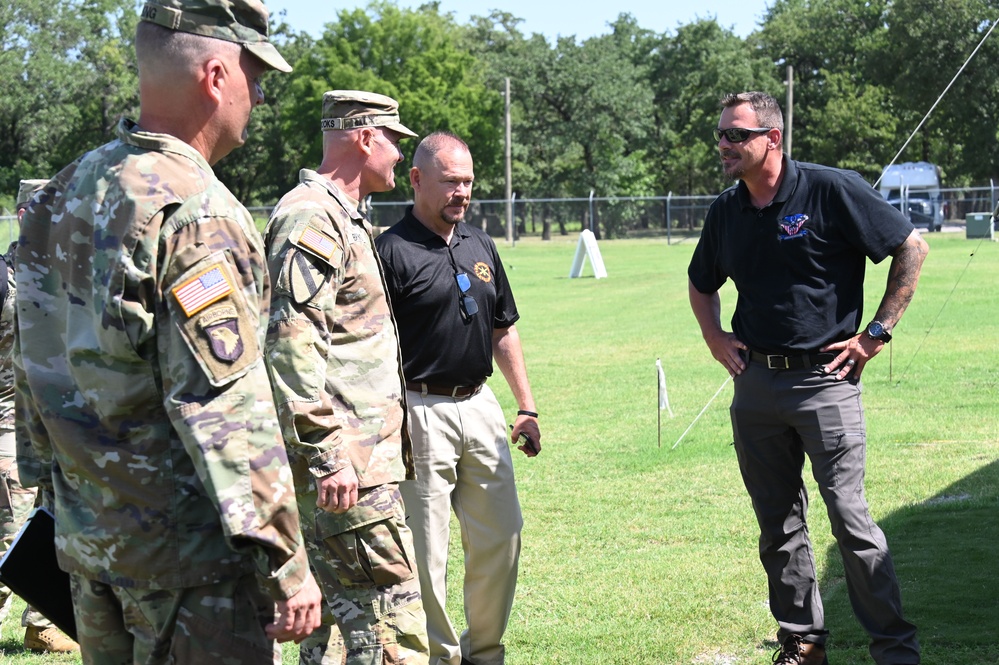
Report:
172,264,234,317
298,225,337,260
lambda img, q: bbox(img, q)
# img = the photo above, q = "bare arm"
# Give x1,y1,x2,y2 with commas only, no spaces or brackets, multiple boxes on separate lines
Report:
688,279,746,377
872,229,929,328
821,229,929,379
492,324,541,456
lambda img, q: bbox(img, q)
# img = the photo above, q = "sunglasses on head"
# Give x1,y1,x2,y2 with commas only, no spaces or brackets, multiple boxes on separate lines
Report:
713,127,772,143
455,272,478,321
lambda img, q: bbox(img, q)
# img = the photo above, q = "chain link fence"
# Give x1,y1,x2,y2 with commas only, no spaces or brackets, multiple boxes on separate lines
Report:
248,185,998,241
6,184,994,248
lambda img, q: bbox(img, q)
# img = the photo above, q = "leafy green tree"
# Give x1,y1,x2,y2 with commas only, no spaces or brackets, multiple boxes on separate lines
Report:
755,0,903,180
215,22,314,205
649,19,780,196
270,1,503,202
879,0,999,184
0,0,138,198
464,12,656,237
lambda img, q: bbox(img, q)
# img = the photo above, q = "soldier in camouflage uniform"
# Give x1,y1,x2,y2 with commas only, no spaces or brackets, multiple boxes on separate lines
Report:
14,1,323,662
263,91,429,665
0,179,78,654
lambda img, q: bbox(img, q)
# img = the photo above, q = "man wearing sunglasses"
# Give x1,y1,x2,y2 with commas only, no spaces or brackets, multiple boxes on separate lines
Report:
376,131,541,665
262,91,429,664
688,92,927,665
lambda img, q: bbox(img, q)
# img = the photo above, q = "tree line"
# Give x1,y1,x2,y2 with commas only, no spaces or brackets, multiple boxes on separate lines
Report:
4,0,999,230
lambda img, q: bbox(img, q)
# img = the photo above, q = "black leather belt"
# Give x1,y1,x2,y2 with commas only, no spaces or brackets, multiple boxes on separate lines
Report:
405,381,483,398
749,350,836,370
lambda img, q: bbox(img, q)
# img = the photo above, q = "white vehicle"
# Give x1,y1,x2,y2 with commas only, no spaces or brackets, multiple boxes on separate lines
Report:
878,161,944,232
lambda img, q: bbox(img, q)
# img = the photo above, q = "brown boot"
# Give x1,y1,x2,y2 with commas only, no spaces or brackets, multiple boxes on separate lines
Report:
23,626,80,653
772,634,828,665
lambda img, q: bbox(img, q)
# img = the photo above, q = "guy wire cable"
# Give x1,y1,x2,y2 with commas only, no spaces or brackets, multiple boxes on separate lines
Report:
890,203,994,386
672,376,731,450
875,15,999,188
877,16,999,382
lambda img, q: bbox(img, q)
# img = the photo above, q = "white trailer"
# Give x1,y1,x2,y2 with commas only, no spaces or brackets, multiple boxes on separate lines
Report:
878,161,943,232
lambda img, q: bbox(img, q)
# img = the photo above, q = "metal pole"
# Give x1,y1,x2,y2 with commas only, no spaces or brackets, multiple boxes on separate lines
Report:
588,189,595,233
505,77,513,245
785,65,794,159
666,191,672,246
511,192,518,246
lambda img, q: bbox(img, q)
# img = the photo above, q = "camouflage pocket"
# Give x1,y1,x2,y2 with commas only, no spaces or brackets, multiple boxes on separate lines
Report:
322,516,415,588
171,605,276,665
0,458,36,539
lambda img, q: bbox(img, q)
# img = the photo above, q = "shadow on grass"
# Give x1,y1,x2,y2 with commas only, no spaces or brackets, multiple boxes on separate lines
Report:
819,458,999,662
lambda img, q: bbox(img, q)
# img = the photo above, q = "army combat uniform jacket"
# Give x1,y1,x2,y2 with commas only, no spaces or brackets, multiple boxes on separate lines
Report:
263,169,414,535
0,255,15,456
14,119,310,599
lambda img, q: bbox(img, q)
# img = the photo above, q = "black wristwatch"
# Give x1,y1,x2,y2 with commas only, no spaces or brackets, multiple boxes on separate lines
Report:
866,320,892,343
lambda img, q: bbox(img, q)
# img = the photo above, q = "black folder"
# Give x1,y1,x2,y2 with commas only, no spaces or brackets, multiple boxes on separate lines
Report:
0,506,77,641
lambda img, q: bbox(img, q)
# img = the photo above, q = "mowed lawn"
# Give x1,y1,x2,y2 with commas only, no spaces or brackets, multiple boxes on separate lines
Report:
3,231,996,664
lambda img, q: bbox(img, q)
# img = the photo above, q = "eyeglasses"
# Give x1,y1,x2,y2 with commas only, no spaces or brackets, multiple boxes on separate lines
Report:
713,127,771,143
455,272,478,321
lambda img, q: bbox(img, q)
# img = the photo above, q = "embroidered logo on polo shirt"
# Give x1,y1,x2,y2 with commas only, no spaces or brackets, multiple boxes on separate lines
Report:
778,213,809,241
473,262,492,283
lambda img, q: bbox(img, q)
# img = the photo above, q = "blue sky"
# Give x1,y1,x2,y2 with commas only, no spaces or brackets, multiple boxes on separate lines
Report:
266,0,774,42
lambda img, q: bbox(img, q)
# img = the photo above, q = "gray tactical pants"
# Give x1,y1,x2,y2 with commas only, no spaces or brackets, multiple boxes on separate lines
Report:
730,361,920,665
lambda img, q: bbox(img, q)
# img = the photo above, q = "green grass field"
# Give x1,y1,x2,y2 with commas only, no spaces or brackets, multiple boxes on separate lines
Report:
2,232,996,664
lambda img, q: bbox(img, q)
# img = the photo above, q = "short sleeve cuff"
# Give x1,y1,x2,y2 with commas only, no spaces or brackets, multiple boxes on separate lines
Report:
260,543,311,600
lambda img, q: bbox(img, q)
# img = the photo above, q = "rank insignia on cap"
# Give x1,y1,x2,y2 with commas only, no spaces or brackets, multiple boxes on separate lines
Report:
300,225,337,260
172,264,234,317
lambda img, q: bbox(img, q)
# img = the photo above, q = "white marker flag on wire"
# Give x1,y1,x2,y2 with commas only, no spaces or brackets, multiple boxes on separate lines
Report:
656,358,673,418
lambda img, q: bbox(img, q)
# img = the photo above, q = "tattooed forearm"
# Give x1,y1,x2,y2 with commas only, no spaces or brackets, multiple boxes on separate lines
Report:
875,230,929,327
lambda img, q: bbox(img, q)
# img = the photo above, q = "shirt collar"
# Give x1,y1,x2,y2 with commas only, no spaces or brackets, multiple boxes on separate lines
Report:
117,117,212,173
736,154,798,211
402,205,471,244
298,168,363,221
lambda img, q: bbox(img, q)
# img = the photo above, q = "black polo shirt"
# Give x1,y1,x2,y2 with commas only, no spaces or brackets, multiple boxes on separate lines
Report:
688,157,914,353
375,206,519,385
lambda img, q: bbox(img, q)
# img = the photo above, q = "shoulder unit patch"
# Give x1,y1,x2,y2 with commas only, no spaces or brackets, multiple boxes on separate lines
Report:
172,264,234,317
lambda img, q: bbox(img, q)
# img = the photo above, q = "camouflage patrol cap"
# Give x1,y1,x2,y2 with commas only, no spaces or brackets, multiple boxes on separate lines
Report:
321,90,417,138
139,0,292,73
16,179,49,211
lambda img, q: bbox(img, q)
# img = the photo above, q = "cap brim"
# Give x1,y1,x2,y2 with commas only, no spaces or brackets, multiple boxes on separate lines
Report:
244,42,292,73
386,122,418,138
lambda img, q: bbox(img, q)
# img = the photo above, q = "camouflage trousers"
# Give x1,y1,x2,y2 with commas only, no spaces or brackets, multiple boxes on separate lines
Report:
297,481,429,665
69,572,281,665
0,456,53,629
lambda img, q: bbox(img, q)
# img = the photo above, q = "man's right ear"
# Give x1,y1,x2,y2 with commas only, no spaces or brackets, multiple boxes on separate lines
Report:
202,58,227,106
357,127,376,155
409,166,421,191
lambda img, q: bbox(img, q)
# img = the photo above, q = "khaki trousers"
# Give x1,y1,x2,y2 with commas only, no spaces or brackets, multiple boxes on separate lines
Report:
402,384,523,665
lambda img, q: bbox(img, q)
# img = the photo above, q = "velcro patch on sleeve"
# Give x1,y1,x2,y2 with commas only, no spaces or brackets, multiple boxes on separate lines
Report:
300,225,337,261
290,220,343,269
172,264,234,317
170,256,260,387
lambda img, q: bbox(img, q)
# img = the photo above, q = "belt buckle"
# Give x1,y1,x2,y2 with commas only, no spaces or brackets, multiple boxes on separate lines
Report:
450,386,465,398
766,354,789,370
